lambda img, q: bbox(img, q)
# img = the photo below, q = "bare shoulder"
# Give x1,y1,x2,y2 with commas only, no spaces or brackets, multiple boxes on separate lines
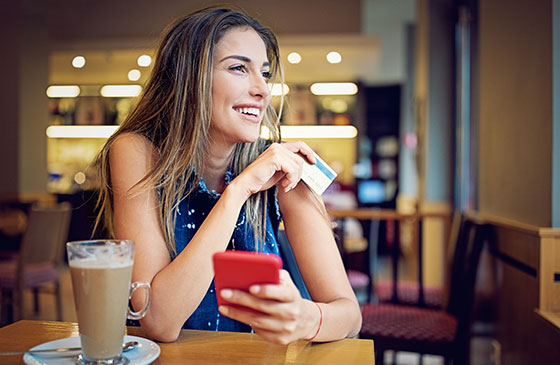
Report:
110,133,171,280
110,132,156,160
109,133,158,193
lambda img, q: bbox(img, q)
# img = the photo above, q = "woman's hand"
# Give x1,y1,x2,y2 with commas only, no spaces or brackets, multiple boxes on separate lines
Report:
217,270,321,345
232,142,316,198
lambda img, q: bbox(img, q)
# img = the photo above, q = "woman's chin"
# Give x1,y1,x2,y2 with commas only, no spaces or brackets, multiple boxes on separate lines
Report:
236,130,261,144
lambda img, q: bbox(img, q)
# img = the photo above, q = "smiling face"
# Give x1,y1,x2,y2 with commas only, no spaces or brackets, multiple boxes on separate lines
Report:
209,27,272,150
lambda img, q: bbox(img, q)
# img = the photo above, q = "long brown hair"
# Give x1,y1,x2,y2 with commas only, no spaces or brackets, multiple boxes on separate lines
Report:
94,7,283,257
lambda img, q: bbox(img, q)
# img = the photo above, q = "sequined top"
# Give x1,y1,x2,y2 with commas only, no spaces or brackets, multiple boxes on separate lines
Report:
173,171,282,332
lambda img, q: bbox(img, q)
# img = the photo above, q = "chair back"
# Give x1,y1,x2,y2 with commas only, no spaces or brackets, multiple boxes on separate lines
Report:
445,215,472,315
18,202,72,267
445,216,488,360
440,211,464,307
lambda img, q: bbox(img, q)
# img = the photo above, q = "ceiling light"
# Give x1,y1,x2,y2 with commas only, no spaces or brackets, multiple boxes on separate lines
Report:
261,125,357,139
269,83,290,96
46,125,119,138
137,54,152,67
128,69,141,81
326,51,342,64
72,56,86,68
100,85,142,97
310,82,358,95
287,52,301,64
46,85,80,98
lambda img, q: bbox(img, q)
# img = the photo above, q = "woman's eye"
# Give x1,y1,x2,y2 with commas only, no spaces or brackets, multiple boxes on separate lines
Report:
229,65,246,73
261,71,271,80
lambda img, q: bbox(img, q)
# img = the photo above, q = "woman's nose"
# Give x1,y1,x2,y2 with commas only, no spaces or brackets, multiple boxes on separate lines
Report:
249,76,270,99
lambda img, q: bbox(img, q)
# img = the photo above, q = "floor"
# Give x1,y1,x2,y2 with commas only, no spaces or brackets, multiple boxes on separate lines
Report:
6,264,495,365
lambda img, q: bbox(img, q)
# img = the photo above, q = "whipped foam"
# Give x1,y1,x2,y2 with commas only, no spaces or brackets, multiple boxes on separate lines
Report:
69,258,133,269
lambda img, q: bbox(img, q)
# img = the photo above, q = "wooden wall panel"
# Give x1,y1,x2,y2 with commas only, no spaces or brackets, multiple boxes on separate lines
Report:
539,231,560,310
493,259,538,365
481,217,560,364
492,225,539,270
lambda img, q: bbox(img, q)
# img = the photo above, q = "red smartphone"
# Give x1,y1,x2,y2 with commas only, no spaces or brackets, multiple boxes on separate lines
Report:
213,250,282,310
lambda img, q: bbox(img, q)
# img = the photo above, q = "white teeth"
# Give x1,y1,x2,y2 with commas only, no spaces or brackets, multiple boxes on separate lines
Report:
234,107,260,117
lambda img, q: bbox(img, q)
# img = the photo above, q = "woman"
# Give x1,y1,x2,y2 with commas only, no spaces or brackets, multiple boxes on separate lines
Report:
95,6,361,345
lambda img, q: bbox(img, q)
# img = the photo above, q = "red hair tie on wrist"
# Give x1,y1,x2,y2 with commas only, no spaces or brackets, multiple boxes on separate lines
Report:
306,302,322,341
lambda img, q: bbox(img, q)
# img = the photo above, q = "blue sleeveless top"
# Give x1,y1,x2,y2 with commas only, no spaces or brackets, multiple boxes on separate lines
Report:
173,171,283,332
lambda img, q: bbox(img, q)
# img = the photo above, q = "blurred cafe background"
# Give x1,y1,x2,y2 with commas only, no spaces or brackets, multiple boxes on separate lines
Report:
1,0,559,364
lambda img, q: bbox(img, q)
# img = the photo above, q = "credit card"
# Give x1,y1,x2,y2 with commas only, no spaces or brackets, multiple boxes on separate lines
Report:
301,152,337,195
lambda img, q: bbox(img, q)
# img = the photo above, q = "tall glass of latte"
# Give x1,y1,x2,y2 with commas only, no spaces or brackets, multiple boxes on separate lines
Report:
67,240,151,364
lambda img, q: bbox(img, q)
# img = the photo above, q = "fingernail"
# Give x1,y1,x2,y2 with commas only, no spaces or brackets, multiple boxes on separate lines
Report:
221,289,233,298
249,285,260,294
219,306,229,315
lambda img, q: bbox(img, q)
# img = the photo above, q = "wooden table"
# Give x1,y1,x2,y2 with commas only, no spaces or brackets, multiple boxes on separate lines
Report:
0,321,374,364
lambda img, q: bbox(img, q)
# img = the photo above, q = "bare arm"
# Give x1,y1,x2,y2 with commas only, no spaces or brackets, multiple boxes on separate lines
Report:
215,182,362,343
111,134,248,342
279,184,362,341
110,135,315,342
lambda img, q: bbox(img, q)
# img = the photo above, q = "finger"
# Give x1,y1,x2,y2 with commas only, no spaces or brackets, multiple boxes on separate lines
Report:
266,171,286,189
220,289,278,314
218,304,259,324
264,144,300,182
249,270,300,302
279,158,304,192
279,268,295,283
221,287,301,321
282,141,316,164
249,283,298,302
252,326,297,346
279,174,299,193
250,315,298,335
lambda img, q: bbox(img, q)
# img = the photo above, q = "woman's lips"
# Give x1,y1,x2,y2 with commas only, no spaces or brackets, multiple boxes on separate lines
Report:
232,106,261,123
232,106,260,117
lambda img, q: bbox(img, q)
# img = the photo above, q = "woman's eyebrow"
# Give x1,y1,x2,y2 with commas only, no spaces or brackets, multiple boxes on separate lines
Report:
219,55,270,67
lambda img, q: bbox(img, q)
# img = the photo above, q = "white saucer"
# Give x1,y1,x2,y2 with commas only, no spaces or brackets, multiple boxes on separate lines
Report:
23,335,160,365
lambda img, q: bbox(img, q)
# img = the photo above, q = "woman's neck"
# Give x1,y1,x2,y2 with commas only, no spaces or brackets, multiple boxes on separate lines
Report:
202,143,235,193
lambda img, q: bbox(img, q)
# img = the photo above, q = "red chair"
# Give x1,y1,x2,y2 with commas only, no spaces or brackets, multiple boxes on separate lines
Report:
359,216,488,365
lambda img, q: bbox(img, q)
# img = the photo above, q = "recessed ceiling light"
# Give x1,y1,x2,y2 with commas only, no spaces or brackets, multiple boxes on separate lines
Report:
100,85,142,97
46,125,119,138
261,125,357,139
128,69,141,81
287,52,301,64
72,56,86,68
326,51,342,64
46,85,81,98
310,82,358,95
137,55,152,67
